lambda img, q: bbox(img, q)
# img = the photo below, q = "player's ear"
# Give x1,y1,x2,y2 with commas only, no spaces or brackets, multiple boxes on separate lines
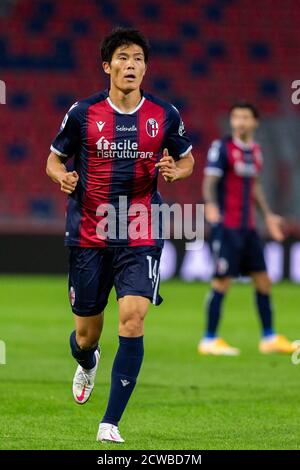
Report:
102,62,111,75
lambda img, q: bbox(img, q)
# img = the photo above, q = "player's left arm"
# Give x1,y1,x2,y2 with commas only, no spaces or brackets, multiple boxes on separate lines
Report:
254,176,285,242
155,148,194,183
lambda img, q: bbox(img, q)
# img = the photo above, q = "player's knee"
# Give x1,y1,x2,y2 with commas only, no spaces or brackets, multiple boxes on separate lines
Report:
255,274,272,294
76,331,99,350
212,277,231,293
120,316,144,336
122,322,141,337
119,306,145,336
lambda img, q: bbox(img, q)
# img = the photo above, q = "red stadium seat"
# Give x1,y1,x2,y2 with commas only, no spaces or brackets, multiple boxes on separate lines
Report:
0,0,300,217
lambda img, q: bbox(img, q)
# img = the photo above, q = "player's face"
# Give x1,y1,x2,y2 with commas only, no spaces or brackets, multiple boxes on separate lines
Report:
230,108,258,140
103,44,147,94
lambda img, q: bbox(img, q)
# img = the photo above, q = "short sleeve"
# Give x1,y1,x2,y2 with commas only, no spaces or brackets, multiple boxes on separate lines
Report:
204,140,227,176
164,105,193,161
50,102,81,159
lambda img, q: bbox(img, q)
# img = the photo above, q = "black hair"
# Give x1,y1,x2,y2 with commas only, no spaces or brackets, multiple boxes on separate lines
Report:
229,101,259,119
101,27,150,64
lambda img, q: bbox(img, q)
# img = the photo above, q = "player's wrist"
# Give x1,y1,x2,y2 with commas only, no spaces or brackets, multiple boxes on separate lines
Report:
56,170,68,186
175,164,193,181
174,167,182,181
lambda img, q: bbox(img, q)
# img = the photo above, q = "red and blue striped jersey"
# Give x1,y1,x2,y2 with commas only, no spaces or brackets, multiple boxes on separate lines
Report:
50,89,192,247
204,136,263,229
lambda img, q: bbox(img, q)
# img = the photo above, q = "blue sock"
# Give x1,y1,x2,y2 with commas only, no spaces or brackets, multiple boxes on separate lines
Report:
255,291,275,337
69,330,98,370
102,336,144,426
204,289,225,339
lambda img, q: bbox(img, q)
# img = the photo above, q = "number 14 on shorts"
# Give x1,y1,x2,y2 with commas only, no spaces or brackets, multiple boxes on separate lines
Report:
147,255,158,288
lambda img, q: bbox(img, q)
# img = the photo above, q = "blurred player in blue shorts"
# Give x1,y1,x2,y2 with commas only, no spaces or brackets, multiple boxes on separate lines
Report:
198,102,296,356
46,28,194,442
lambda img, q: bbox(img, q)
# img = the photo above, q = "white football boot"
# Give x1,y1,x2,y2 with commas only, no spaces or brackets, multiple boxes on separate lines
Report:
96,423,125,443
72,348,100,404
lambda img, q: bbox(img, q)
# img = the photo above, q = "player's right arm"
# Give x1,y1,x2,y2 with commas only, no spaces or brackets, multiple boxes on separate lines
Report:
46,101,81,194
203,139,226,224
46,151,79,194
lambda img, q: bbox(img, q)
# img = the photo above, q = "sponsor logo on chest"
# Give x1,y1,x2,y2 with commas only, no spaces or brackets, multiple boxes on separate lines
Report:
96,136,154,159
94,116,160,159
232,149,258,177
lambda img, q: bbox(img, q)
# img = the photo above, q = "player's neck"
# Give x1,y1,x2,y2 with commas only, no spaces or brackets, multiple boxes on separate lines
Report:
233,133,254,147
108,87,143,114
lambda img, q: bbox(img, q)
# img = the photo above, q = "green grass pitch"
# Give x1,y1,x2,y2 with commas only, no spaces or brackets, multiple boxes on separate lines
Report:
0,276,300,450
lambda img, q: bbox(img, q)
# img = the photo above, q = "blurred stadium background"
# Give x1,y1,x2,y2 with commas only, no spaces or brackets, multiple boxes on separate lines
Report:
1,0,300,279
1,0,300,451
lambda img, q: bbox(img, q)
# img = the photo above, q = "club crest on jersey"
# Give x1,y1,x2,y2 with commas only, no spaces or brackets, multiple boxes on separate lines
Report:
146,118,159,137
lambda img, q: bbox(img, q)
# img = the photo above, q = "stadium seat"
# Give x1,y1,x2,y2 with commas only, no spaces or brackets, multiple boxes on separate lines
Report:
0,0,299,218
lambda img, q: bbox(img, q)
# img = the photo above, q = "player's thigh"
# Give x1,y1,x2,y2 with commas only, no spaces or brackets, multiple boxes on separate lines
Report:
242,230,267,278
210,226,242,278
68,246,114,317
114,246,163,306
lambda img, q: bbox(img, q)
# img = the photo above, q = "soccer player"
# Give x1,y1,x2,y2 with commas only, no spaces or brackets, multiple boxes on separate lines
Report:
46,28,194,443
198,102,296,356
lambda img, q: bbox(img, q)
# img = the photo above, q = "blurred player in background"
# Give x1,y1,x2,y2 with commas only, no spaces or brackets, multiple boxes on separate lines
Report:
198,102,296,356
46,28,194,443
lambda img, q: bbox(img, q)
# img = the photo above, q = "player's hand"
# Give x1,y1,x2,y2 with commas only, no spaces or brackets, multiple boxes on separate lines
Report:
265,213,285,242
155,148,179,183
59,171,79,194
205,202,222,224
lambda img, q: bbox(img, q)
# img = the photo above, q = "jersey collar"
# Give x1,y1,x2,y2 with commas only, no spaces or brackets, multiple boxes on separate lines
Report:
232,136,255,150
106,89,145,115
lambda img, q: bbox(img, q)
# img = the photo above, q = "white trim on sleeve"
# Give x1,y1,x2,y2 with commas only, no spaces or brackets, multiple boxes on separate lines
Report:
179,145,193,158
204,167,224,176
50,145,68,158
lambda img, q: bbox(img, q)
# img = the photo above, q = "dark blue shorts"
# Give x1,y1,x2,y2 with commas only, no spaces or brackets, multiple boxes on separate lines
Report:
68,246,163,316
209,225,266,278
